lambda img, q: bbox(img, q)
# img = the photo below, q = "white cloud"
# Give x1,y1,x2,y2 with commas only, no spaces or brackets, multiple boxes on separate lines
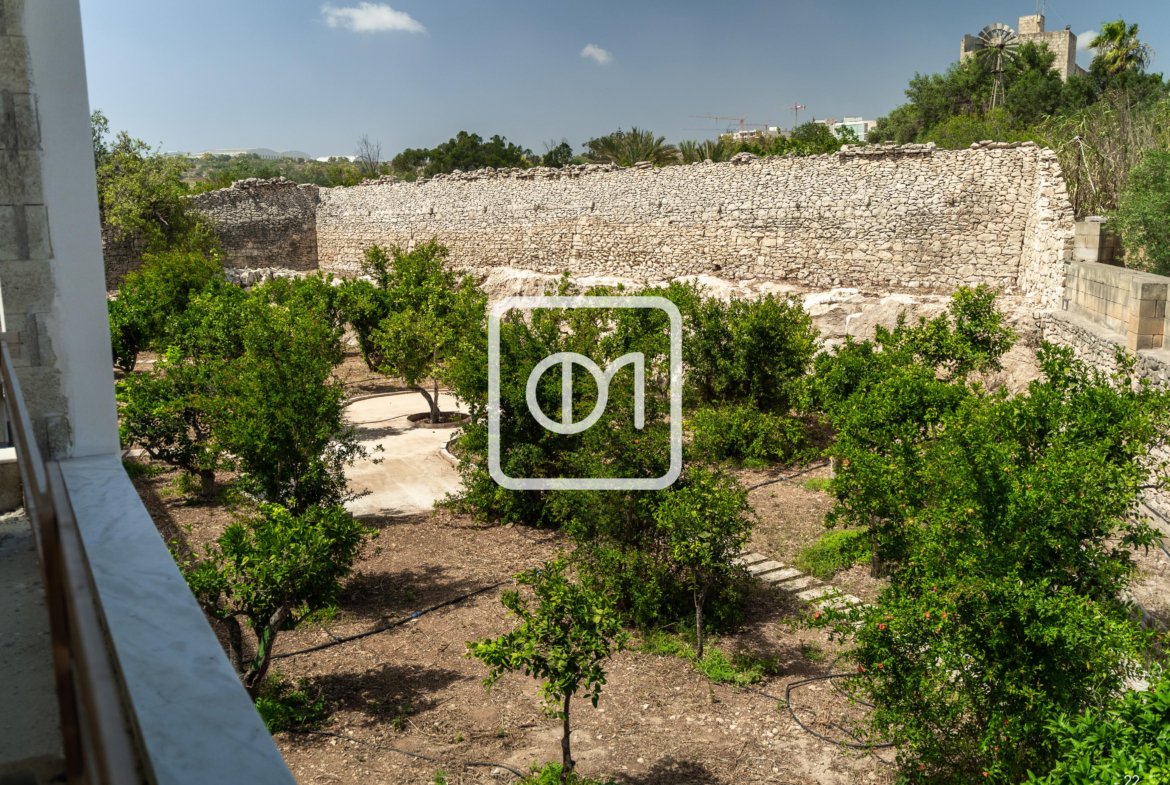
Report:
322,3,425,34
1077,30,1097,51
580,43,613,65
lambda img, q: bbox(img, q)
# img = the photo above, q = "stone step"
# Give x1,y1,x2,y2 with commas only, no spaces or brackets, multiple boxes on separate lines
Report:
774,575,819,593
796,584,840,602
759,567,802,583
746,559,785,576
735,552,769,567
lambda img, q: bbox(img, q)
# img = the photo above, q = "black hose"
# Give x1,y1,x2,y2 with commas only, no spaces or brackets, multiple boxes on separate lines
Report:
273,580,509,660
287,728,527,779
783,673,895,752
745,460,831,492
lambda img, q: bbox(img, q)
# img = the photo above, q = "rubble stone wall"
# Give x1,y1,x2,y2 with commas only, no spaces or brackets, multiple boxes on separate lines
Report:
306,143,1072,306
189,178,319,272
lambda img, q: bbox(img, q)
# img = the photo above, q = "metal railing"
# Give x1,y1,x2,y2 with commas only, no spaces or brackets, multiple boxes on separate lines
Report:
0,337,144,784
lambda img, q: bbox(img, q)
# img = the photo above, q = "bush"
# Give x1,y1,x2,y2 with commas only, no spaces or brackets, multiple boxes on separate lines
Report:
689,405,808,465
1115,149,1170,274
794,529,870,580
1028,671,1170,784
255,673,328,733
817,345,1170,783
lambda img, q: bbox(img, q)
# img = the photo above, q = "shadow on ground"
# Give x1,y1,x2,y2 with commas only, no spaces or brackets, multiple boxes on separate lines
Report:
340,562,495,619
616,758,723,785
310,661,466,728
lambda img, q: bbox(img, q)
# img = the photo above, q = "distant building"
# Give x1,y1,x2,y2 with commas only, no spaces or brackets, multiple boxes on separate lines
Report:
961,14,1087,82
315,155,358,163
831,117,877,140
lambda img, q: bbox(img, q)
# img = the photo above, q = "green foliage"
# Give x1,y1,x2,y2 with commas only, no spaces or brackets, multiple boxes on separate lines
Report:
1115,149,1170,274
517,763,616,785
794,529,870,580
638,628,776,686
214,288,356,512
1090,19,1154,76
183,503,373,697
817,344,1170,783
91,110,214,254
583,128,679,166
186,153,368,191
678,138,734,163
541,141,576,168
107,248,225,371
653,466,753,657
255,673,328,733
689,405,808,465
340,242,486,422
468,558,626,781
389,131,533,180
1028,671,1170,784
684,292,817,414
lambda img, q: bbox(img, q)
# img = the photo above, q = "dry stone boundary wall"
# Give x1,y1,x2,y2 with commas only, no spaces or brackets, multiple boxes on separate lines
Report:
189,142,1073,309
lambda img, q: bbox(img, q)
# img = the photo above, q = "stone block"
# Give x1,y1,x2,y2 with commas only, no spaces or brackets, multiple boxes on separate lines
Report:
0,36,29,92
1128,313,1166,338
1128,331,1162,352
0,151,41,204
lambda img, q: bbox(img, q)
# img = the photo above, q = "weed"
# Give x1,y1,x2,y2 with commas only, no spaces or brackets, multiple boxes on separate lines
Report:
794,528,869,580
802,476,833,493
800,641,826,662
518,762,617,785
255,673,328,733
122,457,164,479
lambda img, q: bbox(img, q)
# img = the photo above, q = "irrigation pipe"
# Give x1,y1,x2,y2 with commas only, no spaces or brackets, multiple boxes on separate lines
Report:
272,580,509,660
745,460,831,492
288,729,526,780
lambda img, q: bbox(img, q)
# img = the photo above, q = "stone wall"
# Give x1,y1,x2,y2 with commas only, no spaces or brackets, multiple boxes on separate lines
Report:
1064,261,1168,350
189,177,319,272
307,143,1071,305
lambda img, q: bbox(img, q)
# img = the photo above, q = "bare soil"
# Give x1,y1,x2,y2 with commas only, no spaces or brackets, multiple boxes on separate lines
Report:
130,459,895,785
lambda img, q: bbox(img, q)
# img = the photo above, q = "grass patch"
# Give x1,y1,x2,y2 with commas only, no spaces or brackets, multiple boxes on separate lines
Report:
122,457,165,480
638,628,778,686
794,528,870,580
802,476,833,493
255,673,328,733
518,763,616,785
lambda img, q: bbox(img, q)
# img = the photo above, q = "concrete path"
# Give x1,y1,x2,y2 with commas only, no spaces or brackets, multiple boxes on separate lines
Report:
343,391,467,518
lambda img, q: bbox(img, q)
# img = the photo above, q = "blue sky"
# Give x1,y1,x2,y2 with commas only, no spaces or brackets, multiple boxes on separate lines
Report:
79,0,1170,159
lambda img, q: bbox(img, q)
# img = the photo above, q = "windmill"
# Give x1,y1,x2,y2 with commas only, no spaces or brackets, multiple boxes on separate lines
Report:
969,23,1020,110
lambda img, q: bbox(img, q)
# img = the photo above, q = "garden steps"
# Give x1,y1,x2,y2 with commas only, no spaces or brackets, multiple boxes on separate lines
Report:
738,550,863,612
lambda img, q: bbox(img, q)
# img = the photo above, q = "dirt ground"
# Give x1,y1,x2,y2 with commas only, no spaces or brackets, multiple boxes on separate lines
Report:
123,348,1167,783
129,457,896,785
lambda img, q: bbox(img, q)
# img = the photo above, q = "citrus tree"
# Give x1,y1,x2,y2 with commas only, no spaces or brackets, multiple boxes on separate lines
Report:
653,467,753,657
468,559,626,784
817,344,1170,783
182,503,373,697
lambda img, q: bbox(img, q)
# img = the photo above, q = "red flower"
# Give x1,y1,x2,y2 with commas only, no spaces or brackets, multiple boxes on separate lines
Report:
878,623,887,631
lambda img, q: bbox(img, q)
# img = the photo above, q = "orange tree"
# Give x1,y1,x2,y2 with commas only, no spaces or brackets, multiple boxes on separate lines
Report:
815,344,1169,783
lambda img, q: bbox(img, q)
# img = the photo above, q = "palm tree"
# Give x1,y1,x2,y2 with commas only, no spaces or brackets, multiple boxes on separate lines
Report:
1090,20,1153,76
678,138,733,163
584,128,679,167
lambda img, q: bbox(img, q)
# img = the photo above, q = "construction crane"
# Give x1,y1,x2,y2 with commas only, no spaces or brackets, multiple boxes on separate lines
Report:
789,103,807,129
690,114,748,134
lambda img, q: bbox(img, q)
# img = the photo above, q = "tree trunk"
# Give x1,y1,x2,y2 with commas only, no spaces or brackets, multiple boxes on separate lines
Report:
694,585,706,660
415,386,441,424
432,347,441,422
243,605,291,700
224,616,245,673
199,468,216,499
560,692,574,782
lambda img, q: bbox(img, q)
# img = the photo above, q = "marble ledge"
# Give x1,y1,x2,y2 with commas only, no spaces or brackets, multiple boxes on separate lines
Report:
57,453,294,785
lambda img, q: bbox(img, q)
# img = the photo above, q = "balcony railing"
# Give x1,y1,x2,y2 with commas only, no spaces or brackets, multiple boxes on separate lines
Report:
1,336,144,784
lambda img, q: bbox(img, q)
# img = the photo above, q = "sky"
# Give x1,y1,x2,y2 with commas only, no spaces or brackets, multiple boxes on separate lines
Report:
78,0,1170,159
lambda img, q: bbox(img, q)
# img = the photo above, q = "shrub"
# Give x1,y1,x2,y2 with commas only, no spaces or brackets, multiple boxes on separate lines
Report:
255,673,328,733
1114,149,1170,274
517,763,616,785
689,405,808,464
794,529,870,580
1028,671,1170,784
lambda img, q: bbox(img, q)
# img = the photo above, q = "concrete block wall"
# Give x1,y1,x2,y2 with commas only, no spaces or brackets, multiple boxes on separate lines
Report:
1064,261,1169,351
1073,218,1121,265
